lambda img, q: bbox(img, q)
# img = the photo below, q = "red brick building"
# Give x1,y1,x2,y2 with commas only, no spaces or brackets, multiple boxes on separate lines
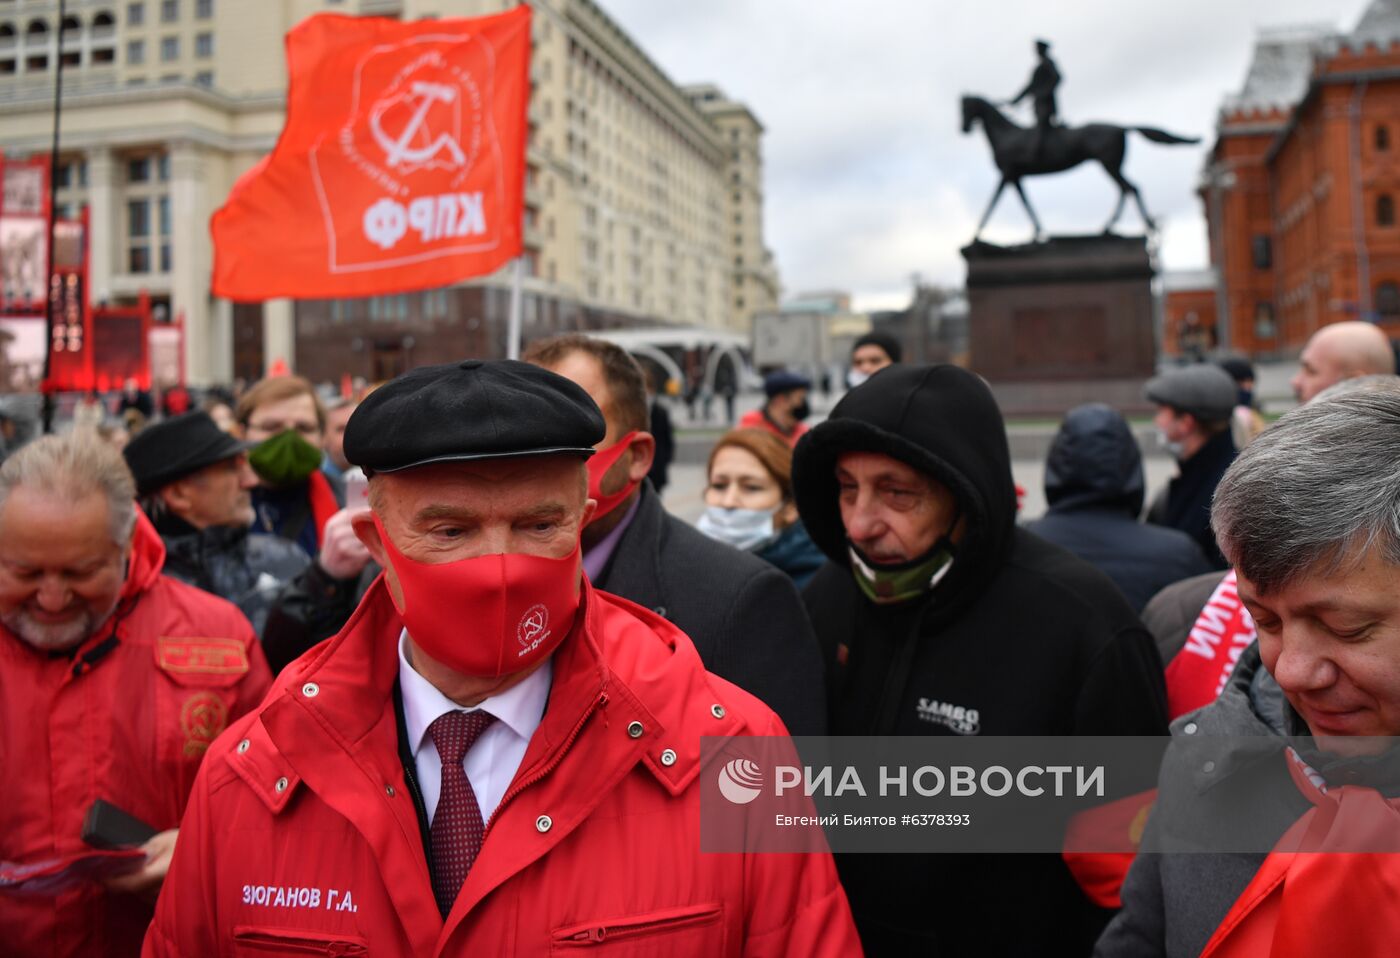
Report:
1197,3,1400,358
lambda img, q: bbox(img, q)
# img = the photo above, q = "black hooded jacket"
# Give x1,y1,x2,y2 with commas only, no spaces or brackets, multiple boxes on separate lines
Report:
1026,404,1212,612
1147,427,1236,569
793,366,1168,956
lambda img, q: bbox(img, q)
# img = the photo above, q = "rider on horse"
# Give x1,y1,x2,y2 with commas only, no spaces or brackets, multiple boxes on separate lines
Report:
1008,39,1061,162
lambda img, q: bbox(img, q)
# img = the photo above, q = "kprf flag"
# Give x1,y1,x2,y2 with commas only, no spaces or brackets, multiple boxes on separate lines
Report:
212,8,530,301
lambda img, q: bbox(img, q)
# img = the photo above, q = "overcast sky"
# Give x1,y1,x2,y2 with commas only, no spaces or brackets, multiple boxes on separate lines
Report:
602,0,1371,311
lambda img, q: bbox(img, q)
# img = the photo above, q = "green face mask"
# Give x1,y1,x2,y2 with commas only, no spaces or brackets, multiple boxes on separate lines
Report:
848,538,956,606
248,429,323,488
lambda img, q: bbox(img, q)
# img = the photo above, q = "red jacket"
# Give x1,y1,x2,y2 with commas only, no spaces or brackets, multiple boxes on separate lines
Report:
145,577,861,957
0,512,272,958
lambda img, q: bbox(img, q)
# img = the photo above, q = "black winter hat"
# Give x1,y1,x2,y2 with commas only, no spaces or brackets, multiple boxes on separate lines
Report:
344,359,606,474
122,411,250,497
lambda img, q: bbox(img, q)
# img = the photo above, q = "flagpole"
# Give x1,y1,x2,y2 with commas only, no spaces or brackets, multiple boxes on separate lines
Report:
42,0,68,433
506,255,523,360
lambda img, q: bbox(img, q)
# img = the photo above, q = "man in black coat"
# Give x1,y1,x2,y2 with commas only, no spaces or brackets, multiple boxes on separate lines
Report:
525,334,825,736
793,365,1167,955
1144,364,1239,568
124,411,311,635
1026,403,1212,612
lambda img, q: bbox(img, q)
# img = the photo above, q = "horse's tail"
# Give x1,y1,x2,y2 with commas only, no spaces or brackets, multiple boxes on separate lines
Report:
1133,126,1200,146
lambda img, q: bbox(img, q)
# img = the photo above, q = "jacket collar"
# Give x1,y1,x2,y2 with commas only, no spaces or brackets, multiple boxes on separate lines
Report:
593,482,668,613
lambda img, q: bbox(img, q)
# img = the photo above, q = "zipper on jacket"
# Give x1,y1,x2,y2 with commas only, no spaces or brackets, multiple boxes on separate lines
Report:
555,905,722,945
486,691,607,834
231,928,368,955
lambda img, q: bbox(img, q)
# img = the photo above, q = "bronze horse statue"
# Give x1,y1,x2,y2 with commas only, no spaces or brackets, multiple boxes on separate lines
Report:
960,95,1198,240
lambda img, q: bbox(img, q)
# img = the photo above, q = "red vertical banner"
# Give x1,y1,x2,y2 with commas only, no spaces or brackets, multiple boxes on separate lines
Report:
211,8,531,301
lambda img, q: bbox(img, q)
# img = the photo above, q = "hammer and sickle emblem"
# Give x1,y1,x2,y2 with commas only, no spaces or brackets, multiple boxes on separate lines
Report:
180,691,230,758
370,81,468,171
519,606,548,647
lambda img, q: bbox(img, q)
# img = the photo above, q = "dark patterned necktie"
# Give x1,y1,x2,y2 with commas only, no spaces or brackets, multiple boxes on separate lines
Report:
427,709,497,917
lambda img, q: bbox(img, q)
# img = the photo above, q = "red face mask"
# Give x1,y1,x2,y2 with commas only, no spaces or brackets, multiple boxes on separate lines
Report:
373,516,582,678
585,430,640,523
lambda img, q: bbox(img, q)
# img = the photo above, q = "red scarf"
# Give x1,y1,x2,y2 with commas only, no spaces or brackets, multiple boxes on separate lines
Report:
1200,751,1400,957
1165,570,1257,720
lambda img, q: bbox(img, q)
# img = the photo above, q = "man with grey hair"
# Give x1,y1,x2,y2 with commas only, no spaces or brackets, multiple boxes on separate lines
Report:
1097,380,1400,957
0,433,271,958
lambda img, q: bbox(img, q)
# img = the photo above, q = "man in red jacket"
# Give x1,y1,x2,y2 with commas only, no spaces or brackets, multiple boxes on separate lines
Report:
0,432,272,957
145,360,859,957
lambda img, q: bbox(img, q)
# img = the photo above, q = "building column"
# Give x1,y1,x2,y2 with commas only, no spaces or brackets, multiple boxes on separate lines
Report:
86,146,116,305
170,141,212,383
263,299,296,374
209,297,234,384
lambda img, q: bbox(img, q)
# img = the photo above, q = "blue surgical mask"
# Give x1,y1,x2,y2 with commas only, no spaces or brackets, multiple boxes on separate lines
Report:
696,505,780,552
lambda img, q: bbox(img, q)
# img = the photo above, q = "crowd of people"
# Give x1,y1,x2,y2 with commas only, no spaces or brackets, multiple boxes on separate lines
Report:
3,318,1400,955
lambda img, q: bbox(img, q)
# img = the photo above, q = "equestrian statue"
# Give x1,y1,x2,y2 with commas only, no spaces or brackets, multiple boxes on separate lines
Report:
962,39,1199,241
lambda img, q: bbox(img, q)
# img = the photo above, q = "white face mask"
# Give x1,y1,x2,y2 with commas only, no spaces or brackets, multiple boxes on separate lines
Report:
846,369,871,389
696,505,781,552
1155,429,1185,460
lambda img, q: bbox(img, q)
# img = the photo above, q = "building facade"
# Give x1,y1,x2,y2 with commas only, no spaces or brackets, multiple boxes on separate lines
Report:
0,0,778,385
1198,1,1400,357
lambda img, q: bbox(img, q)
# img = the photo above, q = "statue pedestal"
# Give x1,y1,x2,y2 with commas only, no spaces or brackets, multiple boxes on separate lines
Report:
961,234,1157,418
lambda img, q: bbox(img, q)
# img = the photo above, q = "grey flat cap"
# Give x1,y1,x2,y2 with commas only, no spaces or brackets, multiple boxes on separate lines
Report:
1145,365,1239,423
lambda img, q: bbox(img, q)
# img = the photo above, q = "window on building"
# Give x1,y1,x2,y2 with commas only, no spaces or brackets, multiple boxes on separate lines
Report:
1378,125,1391,152
195,32,211,57
157,153,169,181
160,35,178,60
0,60,16,76
26,18,47,39
127,38,144,63
1380,194,1396,228
194,69,212,86
128,2,144,25
0,24,13,43
92,46,115,64
60,49,81,67
1379,283,1400,317
1251,235,1272,270
195,0,212,18
25,51,46,70
128,156,150,182
161,0,177,23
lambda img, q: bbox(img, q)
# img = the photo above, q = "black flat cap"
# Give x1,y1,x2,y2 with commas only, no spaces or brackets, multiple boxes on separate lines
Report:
123,411,250,497
344,359,605,474
764,370,811,398
1145,364,1238,424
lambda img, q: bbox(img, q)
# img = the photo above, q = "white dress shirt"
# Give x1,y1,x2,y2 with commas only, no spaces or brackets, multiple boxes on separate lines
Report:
397,630,552,826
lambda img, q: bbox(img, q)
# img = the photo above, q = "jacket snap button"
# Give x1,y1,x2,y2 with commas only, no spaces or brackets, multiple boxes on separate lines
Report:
275,776,289,793
660,748,677,767
237,739,251,753
711,704,726,719
627,721,644,739
1183,723,1198,735
302,682,319,698
385,785,395,797
1202,761,1216,774
536,815,553,833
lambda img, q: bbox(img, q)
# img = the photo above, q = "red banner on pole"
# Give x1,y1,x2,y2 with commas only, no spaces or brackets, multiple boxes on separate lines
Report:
211,8,530,301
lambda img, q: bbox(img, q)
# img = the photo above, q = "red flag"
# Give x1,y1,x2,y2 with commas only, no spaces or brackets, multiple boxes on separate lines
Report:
211,9,530,301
